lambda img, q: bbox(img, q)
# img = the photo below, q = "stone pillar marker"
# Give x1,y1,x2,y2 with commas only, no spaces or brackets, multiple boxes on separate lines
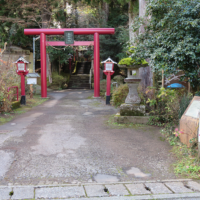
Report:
118,63,148,116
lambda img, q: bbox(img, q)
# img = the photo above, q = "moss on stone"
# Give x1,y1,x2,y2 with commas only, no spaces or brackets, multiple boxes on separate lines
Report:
11,101,20,110
120,109,145,116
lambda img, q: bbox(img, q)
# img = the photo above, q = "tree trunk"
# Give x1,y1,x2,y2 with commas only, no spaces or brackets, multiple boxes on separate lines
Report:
139,0,153,88
103,2,109,23
128,0,138,43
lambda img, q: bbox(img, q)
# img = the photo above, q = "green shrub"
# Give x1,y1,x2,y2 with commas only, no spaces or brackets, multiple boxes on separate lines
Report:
111,84,129,107
147,87,181,124
0,58,20,112
113,75,124,85
11,101,20,110
51,72,66,88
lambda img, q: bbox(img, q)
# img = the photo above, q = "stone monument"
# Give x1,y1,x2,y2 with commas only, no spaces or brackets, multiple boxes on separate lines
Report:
118,63,148,117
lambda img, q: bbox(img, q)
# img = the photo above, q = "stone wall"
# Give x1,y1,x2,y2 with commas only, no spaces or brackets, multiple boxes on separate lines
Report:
1,46,33,72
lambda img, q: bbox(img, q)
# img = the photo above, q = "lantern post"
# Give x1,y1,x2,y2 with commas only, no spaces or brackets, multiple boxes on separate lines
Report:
14,57,30,105
101,57,117,105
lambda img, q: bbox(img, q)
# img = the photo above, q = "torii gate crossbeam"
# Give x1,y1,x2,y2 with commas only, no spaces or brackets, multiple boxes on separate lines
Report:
24,28,115,98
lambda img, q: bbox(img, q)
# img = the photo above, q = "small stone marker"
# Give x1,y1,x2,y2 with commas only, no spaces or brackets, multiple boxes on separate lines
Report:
186,181,200,192
179,96,200,146
165,182,193,193
35,186,85,199
105,184,130,196
84,185,109,197
12,187,34,199
145,182,172,194
125,183,151,195
0,187,12,200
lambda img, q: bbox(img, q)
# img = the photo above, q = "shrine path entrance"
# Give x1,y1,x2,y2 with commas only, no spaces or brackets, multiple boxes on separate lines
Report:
0,90,177,185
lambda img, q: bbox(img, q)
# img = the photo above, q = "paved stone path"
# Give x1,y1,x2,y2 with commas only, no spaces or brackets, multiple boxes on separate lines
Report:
1,179,200,199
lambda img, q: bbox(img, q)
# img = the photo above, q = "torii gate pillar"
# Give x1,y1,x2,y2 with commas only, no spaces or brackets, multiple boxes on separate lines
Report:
94,33,100,97
40,33,47,98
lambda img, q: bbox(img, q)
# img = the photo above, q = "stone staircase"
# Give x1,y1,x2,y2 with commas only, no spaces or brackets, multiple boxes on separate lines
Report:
68,62,91,89
68,74,91,89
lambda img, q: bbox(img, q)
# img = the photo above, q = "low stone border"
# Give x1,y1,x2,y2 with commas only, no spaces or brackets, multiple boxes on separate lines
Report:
114,113,150,124
1,179,200,200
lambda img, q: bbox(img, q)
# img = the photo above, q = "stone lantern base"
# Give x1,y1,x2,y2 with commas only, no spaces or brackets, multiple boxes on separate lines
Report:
120,78,146,116
120,104,146,116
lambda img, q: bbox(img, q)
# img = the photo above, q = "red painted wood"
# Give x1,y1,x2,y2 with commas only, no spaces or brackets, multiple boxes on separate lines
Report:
24,28,115,35
21,75,25,96
94,33,100,97
103,71,115,96
40,33,47,98
46,41,94,46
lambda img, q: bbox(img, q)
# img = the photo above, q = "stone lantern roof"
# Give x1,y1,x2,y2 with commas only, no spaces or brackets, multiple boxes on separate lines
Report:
101,57,117,64
14,56,30,64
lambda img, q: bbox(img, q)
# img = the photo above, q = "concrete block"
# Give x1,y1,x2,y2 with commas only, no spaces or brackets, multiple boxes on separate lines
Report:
125,183,151,195
186,181,200,192
12,187,34,199
84,185,109,197
0,187,12,200
35,186,85,199
114,113,149,124
165,182,193,193
145,182,172,194
105,184,129,196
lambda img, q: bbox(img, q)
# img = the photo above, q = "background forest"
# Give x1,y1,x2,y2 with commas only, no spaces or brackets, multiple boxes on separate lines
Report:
0,0,134,62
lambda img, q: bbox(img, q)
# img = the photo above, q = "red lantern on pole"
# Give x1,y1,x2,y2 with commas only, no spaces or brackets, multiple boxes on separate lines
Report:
14,57,29,105
101,57,117,105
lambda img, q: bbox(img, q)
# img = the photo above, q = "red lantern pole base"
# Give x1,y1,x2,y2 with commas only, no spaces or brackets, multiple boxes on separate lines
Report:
17,72,29,105
103,71,114,105
106,95,111,105
20,96,26,105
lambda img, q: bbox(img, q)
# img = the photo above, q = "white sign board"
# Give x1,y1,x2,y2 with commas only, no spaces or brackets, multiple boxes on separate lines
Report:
105,63,113,71
27,78,37,85
18,63,25,70
185,100,200,119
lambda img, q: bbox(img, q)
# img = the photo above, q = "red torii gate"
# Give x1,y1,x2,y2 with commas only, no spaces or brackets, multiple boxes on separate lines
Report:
24,28,115,98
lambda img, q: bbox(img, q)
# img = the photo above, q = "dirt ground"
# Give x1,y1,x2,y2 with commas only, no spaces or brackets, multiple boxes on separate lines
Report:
0,89,179,186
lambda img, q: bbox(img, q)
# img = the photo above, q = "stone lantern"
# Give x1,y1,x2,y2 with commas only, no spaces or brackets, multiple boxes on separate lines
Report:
118,62,148,116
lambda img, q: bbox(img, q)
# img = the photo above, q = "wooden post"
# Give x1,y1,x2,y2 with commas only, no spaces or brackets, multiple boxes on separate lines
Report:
30,84,33,98
188,78,191,94
162,70,164,88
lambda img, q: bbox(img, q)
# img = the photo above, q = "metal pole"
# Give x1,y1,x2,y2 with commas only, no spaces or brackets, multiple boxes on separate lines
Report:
40,33,47,98
33,36,40,73
94,33,100,97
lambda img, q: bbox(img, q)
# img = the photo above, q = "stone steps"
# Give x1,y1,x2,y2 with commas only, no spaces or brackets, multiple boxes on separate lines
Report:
68,75,91,89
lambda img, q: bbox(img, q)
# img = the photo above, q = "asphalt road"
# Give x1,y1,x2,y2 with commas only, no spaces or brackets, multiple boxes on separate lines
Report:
0,89,178,186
